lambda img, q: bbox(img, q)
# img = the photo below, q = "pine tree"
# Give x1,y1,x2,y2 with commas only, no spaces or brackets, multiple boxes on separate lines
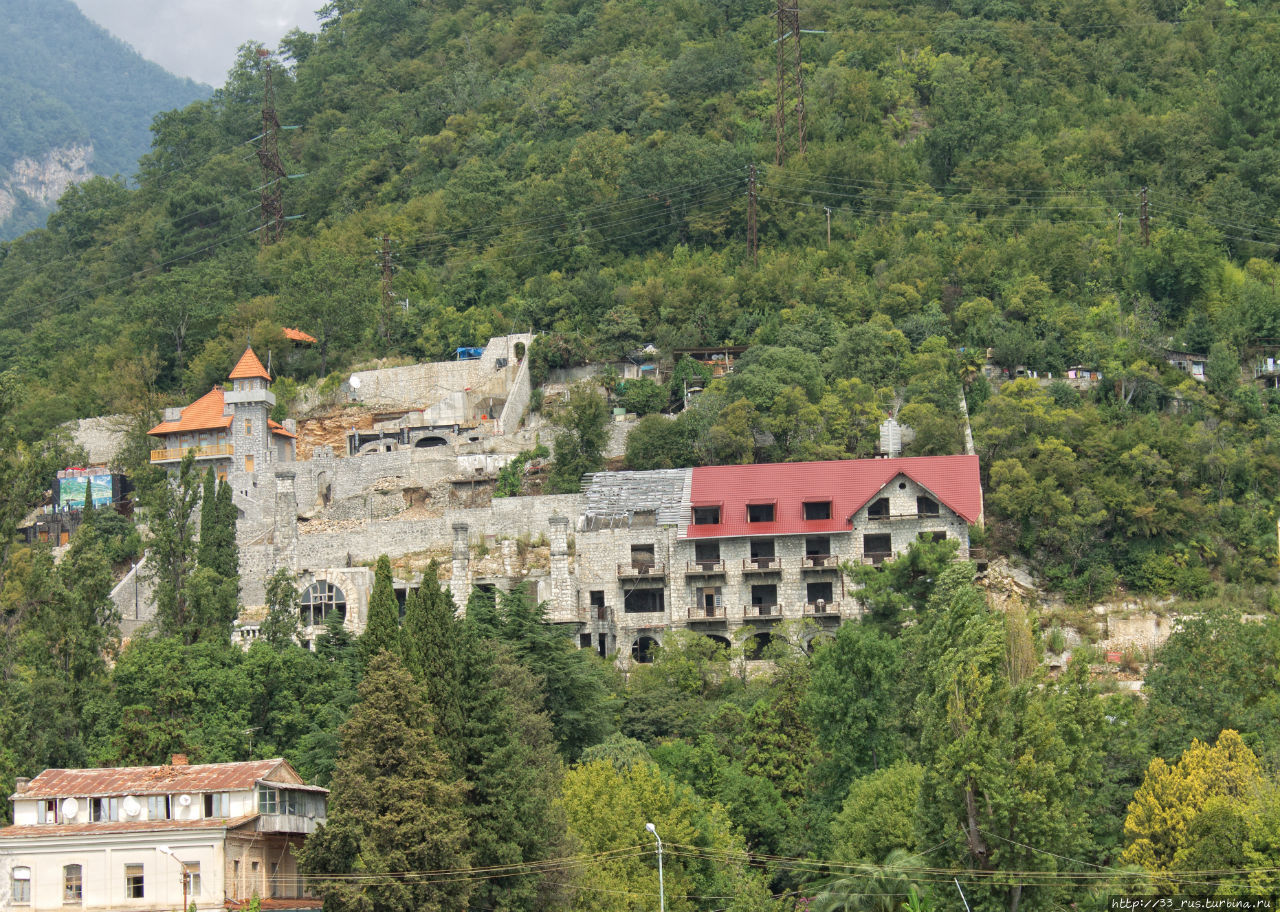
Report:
359,554,399,662
213,479,238,577
299,651,471,912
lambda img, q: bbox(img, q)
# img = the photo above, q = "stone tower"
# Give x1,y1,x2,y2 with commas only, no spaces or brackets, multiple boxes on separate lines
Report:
225,348,275,474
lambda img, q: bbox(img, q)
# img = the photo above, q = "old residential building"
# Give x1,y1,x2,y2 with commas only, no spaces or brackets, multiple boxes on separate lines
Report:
148,348,296,479
0,756,325,912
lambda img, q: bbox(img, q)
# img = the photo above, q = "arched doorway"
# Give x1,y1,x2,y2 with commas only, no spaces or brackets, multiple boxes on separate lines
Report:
631,635,660,664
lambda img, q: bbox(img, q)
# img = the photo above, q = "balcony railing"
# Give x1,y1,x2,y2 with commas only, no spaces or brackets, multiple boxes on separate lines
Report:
687,605,726,621
804,601,840,616
803,554,839,569
150,443,234,463
743,603,781,618
869,512,940,522
861,551,893,566
618,562,666,579
686,559,726,574
742,557,781,573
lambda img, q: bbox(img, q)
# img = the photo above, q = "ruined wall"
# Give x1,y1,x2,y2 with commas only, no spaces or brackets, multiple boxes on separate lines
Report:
496,352,532,436
68,415,129,466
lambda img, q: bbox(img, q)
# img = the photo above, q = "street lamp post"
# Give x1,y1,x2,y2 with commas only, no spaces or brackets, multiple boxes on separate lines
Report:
645,823,665,912
156,845,189,912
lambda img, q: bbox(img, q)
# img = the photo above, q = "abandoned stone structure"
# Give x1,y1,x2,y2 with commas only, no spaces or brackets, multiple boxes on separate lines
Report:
233,454,982,663
111,335,984,663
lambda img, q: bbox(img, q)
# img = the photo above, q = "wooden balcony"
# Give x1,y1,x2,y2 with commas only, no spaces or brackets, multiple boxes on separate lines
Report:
742,557,782,574
804,601,841,617
150,443,234,463
687,605,726,622
802,554,839,570
743,603,781,619
618,562,666,579
686,560,726,575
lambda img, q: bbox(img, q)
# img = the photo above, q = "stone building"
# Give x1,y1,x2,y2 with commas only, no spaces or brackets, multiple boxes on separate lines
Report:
0,756,325,912
147,348,296,480
243,455,982,663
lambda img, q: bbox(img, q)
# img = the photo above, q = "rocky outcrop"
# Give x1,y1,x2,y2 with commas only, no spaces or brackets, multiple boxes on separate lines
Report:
0,143,94,221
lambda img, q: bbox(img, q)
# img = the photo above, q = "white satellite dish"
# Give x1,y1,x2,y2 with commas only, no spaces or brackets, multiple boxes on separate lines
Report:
349,376,362,389
177,794,193,807
61,797,79,819
122,796,141,818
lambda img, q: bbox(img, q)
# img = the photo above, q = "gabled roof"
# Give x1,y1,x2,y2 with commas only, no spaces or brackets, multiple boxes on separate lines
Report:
268,419,296,439
229,347,271,380
282,327,317,344
148,387,232,437
13,758,297,799
685,455,982,538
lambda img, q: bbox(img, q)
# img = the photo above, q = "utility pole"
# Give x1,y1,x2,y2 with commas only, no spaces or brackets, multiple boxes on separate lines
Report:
825,206,832,247
1140,186,1150,247
1116,211,1123,248
774,0,787,166
379,234,395,344
257,48,286,245
747,164,758,266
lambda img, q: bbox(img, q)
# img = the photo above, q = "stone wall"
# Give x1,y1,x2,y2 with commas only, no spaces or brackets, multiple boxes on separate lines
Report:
346,334,532,412
68,415,129,466
496,351,532,436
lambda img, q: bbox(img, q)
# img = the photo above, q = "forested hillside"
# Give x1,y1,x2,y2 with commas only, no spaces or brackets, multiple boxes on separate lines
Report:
4,0,1280,907
0,0,208,237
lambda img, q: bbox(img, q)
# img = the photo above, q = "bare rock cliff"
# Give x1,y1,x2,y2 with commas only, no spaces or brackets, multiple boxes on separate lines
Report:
0,143,94,221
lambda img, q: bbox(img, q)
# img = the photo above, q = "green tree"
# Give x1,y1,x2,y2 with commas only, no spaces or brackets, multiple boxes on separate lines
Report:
359,555,400,663
548,383,609,493
144,451,203,643
831,762,923,864
300,652,471,912
260,569,300,647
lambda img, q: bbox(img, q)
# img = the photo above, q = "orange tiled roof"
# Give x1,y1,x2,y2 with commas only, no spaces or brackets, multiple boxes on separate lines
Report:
229,347,271,380
13,758,291,799
268,419,296,439
148,387,231,437
0,815,258,840
282,327,317,344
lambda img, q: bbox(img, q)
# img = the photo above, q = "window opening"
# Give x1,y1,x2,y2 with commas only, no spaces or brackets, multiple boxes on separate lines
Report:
623,588,665,613
147,795,171,820
807,581,834,605
747,503,775,522
805,536,830,558
300,581,347,627
751,584,778,613
917,495,939,517
204,792,230,818
692,505,721,525
185,864,201,898
803,501,832,520
863,533,892,563
694,541,720,565
64,865,83,904
629,544,655,570
868,497,890,520
579,633,592,648
749,539,775,567
12,867,30,904
125,864,144,899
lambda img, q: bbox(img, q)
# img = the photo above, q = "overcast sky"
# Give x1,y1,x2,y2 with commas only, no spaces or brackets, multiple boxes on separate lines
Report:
73,0,321,86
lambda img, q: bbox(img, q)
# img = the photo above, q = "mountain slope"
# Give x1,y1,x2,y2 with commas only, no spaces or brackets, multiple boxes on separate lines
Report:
0,0,209,236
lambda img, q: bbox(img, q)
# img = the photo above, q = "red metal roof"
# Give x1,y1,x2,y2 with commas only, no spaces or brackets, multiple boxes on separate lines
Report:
0,815,257,840
686,455,982,538
229,348,271,380
14,759,292,799
148,387,232,437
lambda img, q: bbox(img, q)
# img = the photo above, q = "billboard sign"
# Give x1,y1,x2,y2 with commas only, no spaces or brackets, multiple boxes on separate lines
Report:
58,474,113,510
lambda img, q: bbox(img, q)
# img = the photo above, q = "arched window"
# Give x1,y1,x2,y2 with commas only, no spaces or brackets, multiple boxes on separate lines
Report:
300,581,347,628
64,864,82,903
12,867,30,904
631,636,659,664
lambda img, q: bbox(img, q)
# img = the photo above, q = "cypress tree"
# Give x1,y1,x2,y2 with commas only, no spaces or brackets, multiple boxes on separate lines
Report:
403,562,465,754
299,651,471,912
213,477,238,578
197,467,218,569
360,554,400,662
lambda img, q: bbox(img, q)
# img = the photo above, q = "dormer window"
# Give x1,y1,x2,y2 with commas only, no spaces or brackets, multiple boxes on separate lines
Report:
803,501,832,520
747,503,775,523
692,505,721,525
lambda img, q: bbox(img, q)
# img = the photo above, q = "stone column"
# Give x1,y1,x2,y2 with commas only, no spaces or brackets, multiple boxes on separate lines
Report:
450,522,470,615
547,515,573,623
273,470,298,555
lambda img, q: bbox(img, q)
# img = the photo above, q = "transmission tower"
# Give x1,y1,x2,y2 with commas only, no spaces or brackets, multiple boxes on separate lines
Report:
257,48,287,245
773,1,809,166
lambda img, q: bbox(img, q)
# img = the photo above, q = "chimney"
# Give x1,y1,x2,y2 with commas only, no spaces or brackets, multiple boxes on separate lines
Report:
14,777,29,794
171,753,188,767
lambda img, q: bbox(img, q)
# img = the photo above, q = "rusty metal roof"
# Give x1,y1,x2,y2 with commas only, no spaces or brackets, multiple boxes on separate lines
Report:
13,759,296,800
0,814,257,840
